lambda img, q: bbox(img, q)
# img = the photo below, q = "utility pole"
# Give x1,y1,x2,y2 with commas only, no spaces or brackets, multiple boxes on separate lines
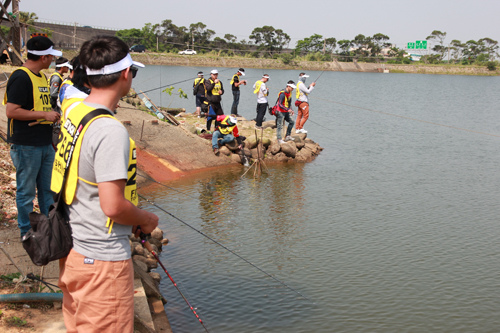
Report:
11,0,22,65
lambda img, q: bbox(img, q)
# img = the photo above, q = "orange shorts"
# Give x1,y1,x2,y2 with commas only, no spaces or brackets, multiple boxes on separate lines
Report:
59,249,134,333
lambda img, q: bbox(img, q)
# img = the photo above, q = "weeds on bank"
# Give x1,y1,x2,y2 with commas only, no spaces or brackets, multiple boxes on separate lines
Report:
5,315,28,327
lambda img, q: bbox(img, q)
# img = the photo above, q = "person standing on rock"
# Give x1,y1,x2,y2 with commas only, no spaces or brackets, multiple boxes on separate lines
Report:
205,69,224,131
53,36,158,332
253,74,270,130
295,72,315,134
212,115,243,155
193,71,207,117
230,68,247,117
3,36,62,238
274,81,296,144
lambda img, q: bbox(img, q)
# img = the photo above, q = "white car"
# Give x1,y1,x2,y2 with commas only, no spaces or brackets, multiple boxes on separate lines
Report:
179,49,197,55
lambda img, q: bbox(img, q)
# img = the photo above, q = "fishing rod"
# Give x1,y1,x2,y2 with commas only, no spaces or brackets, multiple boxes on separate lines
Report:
140,233,210,333
130,68,233,97
138,193,311,301
313,70,326,83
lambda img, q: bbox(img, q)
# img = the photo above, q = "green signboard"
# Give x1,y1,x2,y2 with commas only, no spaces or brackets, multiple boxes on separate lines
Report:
407,42,415,49
416,40,427,49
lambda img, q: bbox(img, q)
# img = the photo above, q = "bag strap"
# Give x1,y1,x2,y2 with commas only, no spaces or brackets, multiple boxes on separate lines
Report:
57,108,111,203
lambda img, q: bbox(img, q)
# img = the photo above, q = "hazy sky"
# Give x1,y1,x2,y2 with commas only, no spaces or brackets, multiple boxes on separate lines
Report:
18,0,500,49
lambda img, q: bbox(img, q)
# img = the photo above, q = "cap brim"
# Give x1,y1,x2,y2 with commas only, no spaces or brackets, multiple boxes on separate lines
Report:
132,60,145,68
49,49,63,57
240,72,245,76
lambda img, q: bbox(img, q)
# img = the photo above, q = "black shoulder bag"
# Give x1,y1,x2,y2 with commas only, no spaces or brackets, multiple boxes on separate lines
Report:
23,109,110,266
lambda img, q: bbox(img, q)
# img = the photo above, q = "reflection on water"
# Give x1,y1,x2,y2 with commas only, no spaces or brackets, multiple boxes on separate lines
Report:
138,72,500,333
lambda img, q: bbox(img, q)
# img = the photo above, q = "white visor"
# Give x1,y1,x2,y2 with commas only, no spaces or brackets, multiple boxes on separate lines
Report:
300,74,310,78
239,71,245,76
28,46,62,57
287,83,296,89
86,54,145,76
56,61,73,69
262,75,270,79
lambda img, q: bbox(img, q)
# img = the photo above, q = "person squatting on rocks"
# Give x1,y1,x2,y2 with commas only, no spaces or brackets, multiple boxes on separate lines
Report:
193,71,208,117
275,81,296,144
3,36,62,238
295,72,315,134
212,115,243,155
53,36,159,332
230,68,246,117
253,74,269,130
49,57,72,113
205,69,224,131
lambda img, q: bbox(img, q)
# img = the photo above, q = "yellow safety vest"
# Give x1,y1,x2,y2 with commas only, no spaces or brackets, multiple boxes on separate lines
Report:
49,72,63,85
230,74,238,86
51,103,137,233
278,90,291,108
3,67,52,122
218,115,236,135
209,79,222,96
253,80,268,96
296,81,308,100
194,77,204,86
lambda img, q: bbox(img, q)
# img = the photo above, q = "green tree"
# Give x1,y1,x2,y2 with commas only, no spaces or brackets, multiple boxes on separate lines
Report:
478,37,499,61
324,37,337,53
224,34,237,43
189,22,215,48
116,28,145,47
337,39,353,61
295,34,324,54
370,33,390,57
249,25,290,57
426,30,447,60
19,12,38,33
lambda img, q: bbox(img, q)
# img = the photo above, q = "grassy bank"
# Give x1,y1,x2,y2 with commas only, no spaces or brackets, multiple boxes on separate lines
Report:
126,53,499,76
1,51,497,76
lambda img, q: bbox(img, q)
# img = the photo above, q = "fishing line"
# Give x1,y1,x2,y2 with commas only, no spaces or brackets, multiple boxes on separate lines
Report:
312,96,500,138
137,173,198,200
130,68,233,97
138,193,311,302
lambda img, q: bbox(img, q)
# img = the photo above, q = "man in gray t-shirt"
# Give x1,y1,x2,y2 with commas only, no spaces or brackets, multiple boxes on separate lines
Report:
56,36,159,333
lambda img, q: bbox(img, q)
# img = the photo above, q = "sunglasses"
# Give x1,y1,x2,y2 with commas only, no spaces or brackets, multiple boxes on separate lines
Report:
130,66,138,78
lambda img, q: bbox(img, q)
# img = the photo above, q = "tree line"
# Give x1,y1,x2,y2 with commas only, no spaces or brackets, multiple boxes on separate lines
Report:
116,21,499,68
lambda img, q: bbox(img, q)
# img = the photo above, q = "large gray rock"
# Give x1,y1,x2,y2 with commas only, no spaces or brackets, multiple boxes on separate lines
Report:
293,136,305,149
281,141,297,158
271,152,290,162
151,227,163,240
219,146,231,156
296,147,314,162
251,147,266,159
269,139,281,155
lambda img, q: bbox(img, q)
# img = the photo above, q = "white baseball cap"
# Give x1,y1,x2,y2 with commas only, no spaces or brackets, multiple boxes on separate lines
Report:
211,69,219,74
86,53,144,76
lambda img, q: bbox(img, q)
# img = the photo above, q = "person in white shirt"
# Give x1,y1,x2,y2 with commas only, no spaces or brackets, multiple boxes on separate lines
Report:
252,74,270,129
295,72,315,133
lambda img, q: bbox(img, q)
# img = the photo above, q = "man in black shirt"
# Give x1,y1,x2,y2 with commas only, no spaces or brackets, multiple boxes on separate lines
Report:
230,68,246,117
4,36,62,237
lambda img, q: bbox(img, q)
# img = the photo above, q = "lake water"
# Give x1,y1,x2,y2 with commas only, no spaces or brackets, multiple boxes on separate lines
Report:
133,66,500,333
